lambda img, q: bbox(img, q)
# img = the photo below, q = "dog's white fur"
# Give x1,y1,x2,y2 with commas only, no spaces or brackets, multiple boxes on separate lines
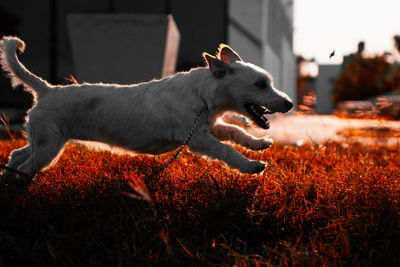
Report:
0,36,292,180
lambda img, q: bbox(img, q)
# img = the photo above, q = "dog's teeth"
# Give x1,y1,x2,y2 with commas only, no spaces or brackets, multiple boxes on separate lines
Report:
249,104,271,121
264,108,273,114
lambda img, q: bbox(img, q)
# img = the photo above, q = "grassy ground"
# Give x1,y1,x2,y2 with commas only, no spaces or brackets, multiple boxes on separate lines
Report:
0,137,399,266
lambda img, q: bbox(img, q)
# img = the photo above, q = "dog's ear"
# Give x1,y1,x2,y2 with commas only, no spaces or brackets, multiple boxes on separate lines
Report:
218,44,242,63
203,52,233,79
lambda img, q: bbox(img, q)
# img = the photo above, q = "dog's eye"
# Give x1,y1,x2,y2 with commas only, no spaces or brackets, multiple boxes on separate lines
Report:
254,80,267,89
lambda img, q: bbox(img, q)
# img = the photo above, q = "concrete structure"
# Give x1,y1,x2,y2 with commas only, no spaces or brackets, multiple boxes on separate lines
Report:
315,64,341,114
228,0,296,108
68,14,180,84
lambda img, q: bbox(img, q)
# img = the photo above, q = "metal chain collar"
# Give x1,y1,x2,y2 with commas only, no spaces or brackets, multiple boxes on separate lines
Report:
160,106,207,171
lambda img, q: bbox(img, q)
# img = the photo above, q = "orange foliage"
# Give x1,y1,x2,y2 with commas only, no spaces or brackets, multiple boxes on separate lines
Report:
332,54,400,102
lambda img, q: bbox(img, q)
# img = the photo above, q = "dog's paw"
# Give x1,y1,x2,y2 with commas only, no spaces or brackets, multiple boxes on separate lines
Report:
250,138,273,150
242,160,266,174
249,161,266,174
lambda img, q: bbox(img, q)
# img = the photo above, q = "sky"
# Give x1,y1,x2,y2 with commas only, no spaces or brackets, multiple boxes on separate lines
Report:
293,0,400,64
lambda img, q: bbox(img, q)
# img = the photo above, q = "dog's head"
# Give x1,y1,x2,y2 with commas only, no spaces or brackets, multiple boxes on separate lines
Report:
203,44,293,129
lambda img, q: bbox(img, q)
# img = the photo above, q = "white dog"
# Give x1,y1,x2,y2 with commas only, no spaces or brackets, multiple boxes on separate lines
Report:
0,36,292,181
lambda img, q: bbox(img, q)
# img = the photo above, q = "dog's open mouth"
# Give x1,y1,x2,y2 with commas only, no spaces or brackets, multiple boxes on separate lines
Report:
244,103,275,129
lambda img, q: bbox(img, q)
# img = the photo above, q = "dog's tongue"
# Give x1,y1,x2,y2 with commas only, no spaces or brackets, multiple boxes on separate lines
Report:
261,115,270,128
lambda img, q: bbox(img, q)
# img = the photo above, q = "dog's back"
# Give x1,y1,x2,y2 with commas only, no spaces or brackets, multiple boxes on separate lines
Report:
0,37,203,152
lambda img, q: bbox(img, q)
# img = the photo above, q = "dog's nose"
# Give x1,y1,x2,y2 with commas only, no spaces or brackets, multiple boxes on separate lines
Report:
284,100,293,111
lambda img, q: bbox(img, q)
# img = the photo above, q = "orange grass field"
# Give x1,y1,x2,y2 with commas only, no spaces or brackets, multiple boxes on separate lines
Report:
0,137,399,266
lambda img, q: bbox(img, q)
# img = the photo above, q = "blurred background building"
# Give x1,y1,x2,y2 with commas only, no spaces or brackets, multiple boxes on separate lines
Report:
228,0,296,104
0,0,295,122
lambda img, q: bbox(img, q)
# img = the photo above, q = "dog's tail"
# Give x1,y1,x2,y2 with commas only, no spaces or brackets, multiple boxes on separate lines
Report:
0,36,50,99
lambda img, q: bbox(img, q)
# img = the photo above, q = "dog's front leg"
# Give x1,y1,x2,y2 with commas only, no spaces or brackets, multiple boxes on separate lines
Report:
211,123,273,150
189,132,265,174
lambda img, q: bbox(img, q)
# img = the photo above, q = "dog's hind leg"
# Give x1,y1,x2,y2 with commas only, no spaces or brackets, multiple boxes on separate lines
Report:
211,123,273,150
189,132,266,174
15,126,66,180
0,145,32,182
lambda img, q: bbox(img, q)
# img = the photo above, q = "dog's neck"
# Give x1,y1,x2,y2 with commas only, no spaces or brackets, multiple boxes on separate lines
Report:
184,68,227,114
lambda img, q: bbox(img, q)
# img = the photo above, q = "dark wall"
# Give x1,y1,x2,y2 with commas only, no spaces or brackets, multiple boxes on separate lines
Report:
0,0,227,107
0,3,50,107
169,0,227,71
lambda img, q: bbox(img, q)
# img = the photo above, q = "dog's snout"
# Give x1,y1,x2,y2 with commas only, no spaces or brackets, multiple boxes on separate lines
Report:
284,100,293,111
